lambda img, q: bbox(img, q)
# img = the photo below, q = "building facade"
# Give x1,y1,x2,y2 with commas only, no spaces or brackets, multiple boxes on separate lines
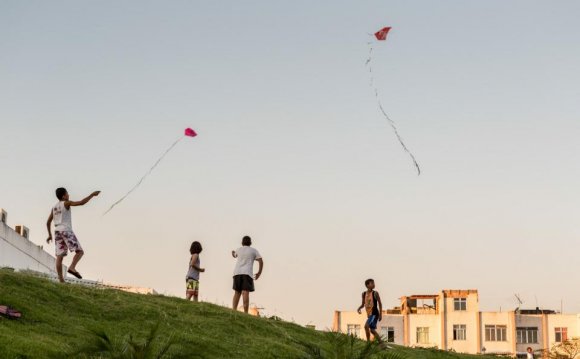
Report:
333,289,580,356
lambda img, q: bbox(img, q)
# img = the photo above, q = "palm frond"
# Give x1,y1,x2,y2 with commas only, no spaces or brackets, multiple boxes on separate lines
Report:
71,322,178,359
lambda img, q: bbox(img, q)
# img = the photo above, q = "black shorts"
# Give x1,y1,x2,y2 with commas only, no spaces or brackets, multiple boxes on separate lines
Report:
233,275,254,292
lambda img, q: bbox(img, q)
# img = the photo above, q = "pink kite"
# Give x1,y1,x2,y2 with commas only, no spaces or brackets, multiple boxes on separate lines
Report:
103,128,198,215
374,27,391,41
185,128,197,137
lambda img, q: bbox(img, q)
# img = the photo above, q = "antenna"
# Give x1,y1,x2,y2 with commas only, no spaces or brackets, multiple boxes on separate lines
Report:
514,294,523,312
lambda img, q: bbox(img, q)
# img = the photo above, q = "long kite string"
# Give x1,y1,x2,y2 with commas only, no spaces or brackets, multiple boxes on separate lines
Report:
366,42,421,176
103,136,184,216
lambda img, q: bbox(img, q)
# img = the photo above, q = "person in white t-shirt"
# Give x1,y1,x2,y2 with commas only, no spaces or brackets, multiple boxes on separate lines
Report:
46,187,100,282
526,347,534,359
231,236,263,313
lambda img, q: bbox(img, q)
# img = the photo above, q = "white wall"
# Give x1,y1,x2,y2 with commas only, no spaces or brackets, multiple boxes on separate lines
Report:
0,221,62,275
481,311,513,354
335,310,366,338
546,314,579,347
443,292,480,313
379,315,404,345
409,314,441,348
444,312,478,353
334,311,404,343
442,291,480,353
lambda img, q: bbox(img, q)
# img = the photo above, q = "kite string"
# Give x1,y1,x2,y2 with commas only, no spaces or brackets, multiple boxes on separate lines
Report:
103,135,184,216
366,42,421,176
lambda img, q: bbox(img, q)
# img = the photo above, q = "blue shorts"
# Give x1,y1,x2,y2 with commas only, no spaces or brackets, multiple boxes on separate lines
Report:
365,315,379,330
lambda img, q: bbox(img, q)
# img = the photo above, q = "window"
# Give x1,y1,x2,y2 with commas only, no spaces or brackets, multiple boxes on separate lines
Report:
417,327,430,344
380,327,395,343
555,327,568,343
485,325,507,342
453,325,467,341
347,324,360,337
454,298,467,311
517,327,538,344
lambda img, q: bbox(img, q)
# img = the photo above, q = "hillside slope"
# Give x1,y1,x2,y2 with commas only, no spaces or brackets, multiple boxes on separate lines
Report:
0,270,483,359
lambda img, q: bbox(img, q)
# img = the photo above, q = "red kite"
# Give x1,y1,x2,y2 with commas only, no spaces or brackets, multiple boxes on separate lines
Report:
374,27,391,41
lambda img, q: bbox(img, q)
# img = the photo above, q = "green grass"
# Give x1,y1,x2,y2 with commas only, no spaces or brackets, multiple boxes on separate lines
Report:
0,270,492,359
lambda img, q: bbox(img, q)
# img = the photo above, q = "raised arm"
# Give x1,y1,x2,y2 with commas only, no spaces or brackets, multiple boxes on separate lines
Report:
357,292,365,314
65,191,100,209
231,250,238,258
46,211,53,243
254,258,263,280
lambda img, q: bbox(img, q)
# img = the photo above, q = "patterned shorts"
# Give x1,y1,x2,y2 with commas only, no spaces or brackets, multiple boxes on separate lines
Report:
186,279,199,295
54,231,83,257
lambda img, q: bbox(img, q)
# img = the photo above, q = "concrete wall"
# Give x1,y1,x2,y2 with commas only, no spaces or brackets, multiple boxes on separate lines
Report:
441,291,480,353
0,210,156,295
408,313,441,348
515,314,544,354
379,315,404,345
444,312,479,353
480,311,514,354
334,310,367,338
546,314,580,347
442,291,480,313
0,219,63,275
333,311,404,343
443,292,479,353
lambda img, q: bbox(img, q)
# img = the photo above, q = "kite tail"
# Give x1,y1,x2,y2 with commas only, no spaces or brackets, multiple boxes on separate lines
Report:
103,136,184,216
366,42,421,176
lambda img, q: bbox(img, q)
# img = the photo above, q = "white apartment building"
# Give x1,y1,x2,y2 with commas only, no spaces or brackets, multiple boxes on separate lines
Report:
333,289,580,356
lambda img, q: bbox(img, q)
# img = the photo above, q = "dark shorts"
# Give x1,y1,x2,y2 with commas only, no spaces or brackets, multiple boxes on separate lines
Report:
366,315,379,330
233,275,254,292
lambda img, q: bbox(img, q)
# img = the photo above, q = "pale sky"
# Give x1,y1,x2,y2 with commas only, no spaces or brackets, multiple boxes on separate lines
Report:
1,1,579,329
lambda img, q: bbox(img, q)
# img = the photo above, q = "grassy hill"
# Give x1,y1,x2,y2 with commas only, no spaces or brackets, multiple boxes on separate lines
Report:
0,270,486,359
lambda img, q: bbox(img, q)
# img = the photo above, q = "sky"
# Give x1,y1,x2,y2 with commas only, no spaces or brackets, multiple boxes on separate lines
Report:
1,0,580,329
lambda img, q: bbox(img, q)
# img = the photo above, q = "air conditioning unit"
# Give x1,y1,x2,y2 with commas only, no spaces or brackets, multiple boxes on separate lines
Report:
15,225,30,239
0,209,6,224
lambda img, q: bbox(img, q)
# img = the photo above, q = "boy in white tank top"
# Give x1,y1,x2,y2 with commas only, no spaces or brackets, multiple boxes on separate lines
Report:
46,187,100,282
